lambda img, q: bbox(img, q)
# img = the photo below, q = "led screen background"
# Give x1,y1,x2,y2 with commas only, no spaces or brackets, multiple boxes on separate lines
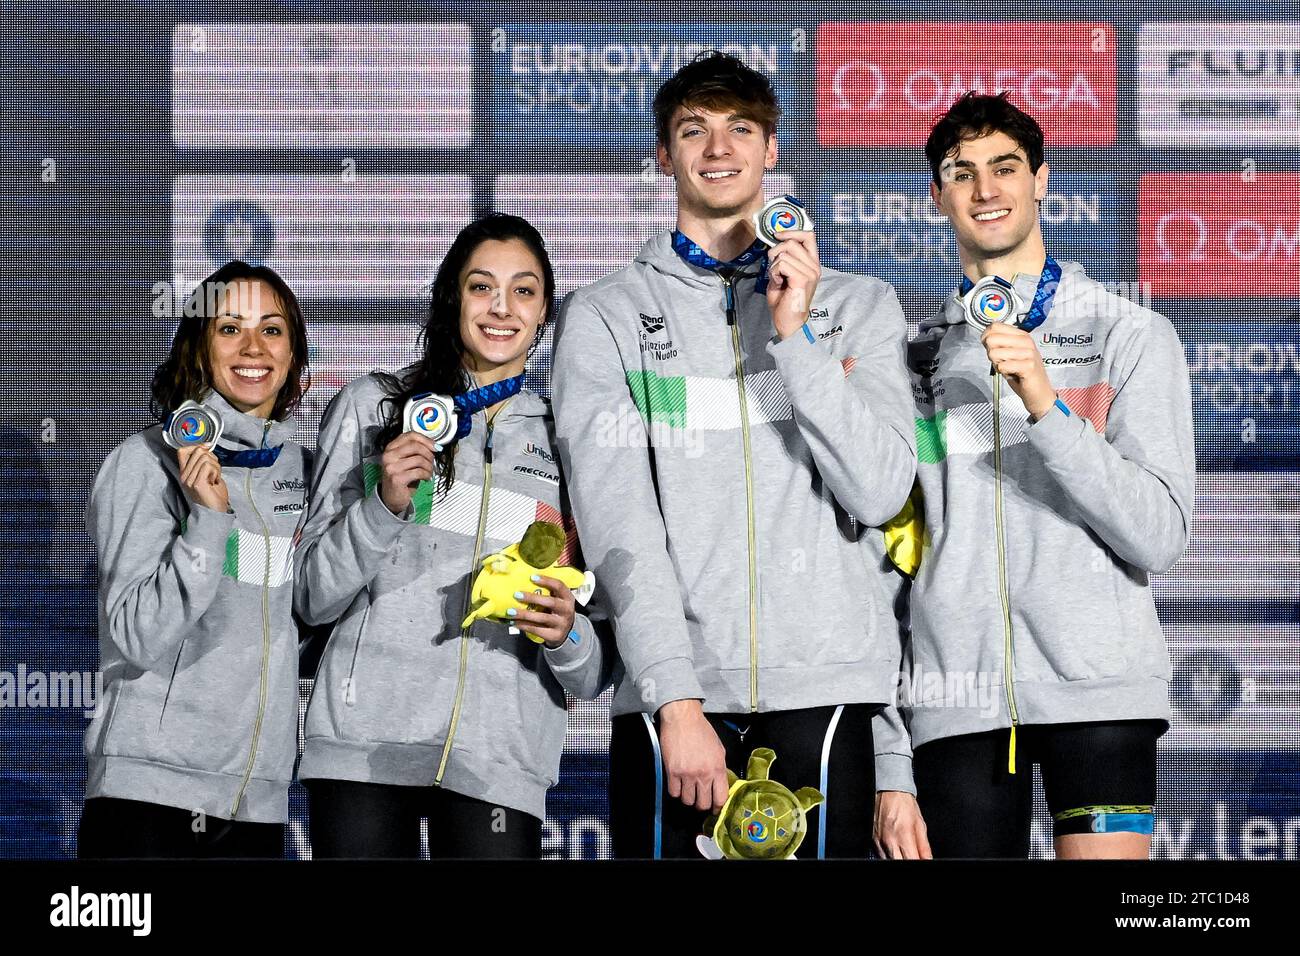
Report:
2,1,1297,860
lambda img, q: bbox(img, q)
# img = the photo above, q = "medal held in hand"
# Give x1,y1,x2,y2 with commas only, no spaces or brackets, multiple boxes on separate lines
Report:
753,194,813,247
964,274,1024,331
403,393,458,445
164,400,223,449
402,374,524,446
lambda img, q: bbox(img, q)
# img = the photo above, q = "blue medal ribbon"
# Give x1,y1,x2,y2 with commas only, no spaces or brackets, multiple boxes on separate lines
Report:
958,254,1062,332
162,405,284,468
671,231,771,293
213,444,283,468
451,374,524,441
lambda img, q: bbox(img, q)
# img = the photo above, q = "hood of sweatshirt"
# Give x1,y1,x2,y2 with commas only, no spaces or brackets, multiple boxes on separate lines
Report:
197,388,299,451
632,230,766,292
919,259,1088,332
464,367,551,422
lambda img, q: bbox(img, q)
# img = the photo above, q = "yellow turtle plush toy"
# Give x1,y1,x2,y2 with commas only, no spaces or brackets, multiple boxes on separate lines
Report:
697,748,824,860
881,480,925,578
461,520,595,643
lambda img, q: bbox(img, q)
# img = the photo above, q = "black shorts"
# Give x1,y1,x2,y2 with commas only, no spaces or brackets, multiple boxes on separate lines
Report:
609,704,878,859
77,797,285,859
912,719,1167,858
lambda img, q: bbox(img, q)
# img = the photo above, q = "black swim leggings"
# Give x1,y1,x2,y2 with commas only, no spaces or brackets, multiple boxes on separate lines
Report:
304,778,542,859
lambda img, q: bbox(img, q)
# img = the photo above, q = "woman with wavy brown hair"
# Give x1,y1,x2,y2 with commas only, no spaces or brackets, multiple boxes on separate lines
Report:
79,260,313,858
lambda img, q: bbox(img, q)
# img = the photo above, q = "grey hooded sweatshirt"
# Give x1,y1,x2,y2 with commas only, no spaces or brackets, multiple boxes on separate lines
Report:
873,260,1196,794
294,367,610,822
551,231,917,718
84,389,310,823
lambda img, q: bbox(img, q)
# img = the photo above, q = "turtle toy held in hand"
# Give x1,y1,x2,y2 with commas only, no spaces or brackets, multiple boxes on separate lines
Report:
460,520,595,644
697,748,825,860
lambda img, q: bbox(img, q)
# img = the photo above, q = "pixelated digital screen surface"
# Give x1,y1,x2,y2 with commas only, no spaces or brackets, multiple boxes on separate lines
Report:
2,2,1297,859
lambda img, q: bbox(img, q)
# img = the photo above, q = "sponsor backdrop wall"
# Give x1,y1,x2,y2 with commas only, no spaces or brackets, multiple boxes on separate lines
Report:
3,1,1297,859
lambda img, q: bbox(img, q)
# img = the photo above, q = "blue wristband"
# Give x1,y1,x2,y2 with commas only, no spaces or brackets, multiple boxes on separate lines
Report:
1054,397,1071,417
801,323,815,344
567,629,580,645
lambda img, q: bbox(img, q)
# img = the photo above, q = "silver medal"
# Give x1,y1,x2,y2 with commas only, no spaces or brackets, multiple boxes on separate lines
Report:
164,400,223,449
753,195,813,247
404,393,458,444
964,275,1024,331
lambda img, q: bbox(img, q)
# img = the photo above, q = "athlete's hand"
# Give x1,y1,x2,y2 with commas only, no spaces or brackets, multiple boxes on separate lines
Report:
658,699,730,812
980,323,1056,420
874,790,933,860
509,574,577,648
177,445,229,514
379,432,438,515
766,229,821,341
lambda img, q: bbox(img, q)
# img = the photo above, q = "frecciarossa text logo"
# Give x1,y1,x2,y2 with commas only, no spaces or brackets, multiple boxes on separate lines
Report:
815,22,1116,146
1139,174,1300,296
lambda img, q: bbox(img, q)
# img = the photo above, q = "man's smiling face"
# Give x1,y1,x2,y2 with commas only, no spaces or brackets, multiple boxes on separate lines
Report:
657,104,777,220
931,129,1049,262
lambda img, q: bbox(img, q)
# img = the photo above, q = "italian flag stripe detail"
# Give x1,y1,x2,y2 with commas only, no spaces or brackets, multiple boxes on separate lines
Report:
627,371,687,428
916,381,1116,463
626,369,794,431
916,410,948,464
221,528,294,587
1057,382,1116,433
362,460,565,549
223,528,240,578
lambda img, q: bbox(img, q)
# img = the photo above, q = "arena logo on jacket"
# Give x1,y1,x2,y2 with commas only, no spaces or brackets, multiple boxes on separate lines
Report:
638,312,679,362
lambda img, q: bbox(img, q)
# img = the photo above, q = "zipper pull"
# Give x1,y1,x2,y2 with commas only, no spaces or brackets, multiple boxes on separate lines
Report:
261,420,272,448
721,272,737,326
484,423,494,465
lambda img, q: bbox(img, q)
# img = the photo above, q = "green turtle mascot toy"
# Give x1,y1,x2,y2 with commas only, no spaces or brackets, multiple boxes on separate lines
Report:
461,520,595,643
697,748,825,860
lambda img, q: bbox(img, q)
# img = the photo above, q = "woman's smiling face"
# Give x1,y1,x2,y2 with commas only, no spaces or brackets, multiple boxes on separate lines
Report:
206,278,293,419
457,238,548,374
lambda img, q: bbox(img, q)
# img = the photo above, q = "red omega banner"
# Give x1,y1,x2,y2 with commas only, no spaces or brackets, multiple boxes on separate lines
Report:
815,21,1117,146
1139,174,1300,297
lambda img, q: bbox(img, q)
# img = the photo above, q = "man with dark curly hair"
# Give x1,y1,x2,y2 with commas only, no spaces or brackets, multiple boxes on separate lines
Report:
873,92,1195,860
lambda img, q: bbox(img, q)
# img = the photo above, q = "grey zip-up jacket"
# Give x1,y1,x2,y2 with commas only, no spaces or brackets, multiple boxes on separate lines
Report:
551,231,917,717
294,367,610,821
84,389,310,823
873,260,1196,793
